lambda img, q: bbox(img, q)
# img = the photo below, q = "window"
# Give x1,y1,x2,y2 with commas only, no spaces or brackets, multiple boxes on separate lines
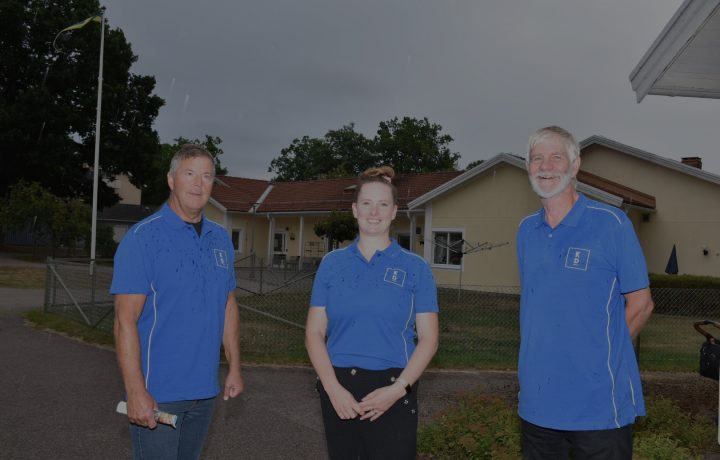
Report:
231,229,243,252
432,231,463,266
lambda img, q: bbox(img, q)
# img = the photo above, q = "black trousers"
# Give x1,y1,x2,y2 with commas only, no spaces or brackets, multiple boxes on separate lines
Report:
317,367,418,460
522,419,633,460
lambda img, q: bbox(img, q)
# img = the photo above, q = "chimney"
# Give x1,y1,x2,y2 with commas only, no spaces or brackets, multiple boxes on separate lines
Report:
681,157,702,169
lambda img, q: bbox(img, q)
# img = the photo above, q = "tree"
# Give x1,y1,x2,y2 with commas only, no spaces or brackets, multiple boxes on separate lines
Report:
142,135,228,206
0,180,90,256
465,159,484,170
0,0,164,209
269,123,375,181
268,118,460,181
324,124,377,178
373,117,460,173
313,210,358,249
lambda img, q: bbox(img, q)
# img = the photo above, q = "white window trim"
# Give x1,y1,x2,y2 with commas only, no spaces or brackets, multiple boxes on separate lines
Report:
430,228,464,270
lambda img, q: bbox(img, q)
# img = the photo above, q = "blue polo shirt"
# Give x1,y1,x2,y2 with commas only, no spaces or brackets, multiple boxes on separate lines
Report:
310,240,438,370
111,203,236,403
516,193,649,430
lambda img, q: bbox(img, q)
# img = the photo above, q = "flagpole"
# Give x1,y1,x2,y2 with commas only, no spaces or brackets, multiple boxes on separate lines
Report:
89,9,105,276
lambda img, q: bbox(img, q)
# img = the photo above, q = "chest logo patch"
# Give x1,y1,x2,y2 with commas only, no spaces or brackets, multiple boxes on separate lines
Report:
214,249,229,269
564,247,590,271
384,268,407,287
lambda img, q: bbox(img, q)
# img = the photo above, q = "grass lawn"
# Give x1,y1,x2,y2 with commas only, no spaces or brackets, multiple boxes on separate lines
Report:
33,282,719,372
0,266,46,288
25,310,115,346
638,313,705,372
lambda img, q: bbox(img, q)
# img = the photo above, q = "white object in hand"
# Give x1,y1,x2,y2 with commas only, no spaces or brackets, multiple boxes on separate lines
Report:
115,401,178,428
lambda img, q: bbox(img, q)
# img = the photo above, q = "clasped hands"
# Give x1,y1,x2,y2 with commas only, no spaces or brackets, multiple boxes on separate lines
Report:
329,382,406,422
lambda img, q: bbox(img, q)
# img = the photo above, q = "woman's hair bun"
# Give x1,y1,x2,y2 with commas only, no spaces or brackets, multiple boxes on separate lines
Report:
360,166,395,183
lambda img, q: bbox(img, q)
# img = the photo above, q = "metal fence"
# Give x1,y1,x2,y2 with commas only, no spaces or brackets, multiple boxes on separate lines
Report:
44,258,115,330
43,258,720,371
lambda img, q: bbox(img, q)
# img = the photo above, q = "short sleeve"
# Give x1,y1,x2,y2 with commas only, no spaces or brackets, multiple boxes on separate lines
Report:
110,231,151,295
414,261,439,313
616,216,649,294
309,257,331,308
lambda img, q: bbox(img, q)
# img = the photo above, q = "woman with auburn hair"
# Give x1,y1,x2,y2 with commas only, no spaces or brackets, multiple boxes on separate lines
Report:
305,166,440,459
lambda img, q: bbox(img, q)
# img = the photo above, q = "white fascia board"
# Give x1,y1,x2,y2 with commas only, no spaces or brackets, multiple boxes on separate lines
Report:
407,152,622,210
408,153,526,209
208,197,227,212
252,184,274,212
576,183,623,208
581,135,720,186
407,151,623,210
629,0,720,102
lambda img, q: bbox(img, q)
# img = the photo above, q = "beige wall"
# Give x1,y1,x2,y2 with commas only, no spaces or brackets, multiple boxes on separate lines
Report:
230,213,269,262
204,205,225,225
426,163,537,287
107,174,142,205
581,146,720,277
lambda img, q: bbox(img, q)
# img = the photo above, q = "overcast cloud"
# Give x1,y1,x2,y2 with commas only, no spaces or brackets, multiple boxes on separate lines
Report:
101,0,720,179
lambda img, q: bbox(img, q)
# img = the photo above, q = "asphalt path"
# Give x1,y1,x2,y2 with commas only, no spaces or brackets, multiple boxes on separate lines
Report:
0,259,517,459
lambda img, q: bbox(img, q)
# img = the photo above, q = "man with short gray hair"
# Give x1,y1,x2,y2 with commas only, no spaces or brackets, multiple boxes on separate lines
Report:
516,126,653,459
112,144,243,459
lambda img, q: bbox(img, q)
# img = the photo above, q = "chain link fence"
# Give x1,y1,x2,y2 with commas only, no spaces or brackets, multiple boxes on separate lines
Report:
43,258,720,371
639,287,720,371
44,258,115,330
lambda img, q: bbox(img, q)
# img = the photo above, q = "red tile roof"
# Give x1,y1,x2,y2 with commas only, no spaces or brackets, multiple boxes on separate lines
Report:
211,171,463,213
212,176,270,212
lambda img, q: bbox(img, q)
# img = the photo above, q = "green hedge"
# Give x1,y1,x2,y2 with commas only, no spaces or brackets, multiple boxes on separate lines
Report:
650,273,720,289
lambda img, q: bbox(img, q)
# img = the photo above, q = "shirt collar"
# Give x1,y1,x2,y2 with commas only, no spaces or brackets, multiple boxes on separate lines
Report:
161,202,212,235
349,239,401,261
535,192,588,229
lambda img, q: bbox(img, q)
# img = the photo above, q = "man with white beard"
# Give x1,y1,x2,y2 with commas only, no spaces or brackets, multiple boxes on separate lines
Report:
515,126,654,460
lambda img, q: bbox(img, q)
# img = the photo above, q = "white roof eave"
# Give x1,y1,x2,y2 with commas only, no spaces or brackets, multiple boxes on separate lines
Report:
581,135,720,186
629,0,720,102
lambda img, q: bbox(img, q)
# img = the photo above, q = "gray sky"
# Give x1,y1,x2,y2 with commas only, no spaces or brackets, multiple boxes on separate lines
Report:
102,0,720,179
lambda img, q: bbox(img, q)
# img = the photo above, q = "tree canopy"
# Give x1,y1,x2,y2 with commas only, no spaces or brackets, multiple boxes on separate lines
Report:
268,117,461,181
1,0,164,208
313,210,358,249
0,180,90,256
374,117,460,174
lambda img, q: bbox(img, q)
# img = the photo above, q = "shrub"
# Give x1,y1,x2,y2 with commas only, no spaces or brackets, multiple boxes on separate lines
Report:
635,396,714,459
418,393,713,459
418,394,521,459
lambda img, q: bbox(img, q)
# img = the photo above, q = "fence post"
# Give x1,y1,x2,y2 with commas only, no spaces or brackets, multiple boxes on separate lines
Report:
259,257,265,294
51,258,58,311
249,252,255,280
44,257,52,312
90,259,97,310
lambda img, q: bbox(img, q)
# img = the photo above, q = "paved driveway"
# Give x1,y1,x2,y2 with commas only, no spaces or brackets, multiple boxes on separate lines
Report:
0,284,516,459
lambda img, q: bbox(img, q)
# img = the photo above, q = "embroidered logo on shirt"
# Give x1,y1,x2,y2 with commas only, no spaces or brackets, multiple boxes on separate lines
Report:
214,249,229,269
384,268,407,287
564,247,590,271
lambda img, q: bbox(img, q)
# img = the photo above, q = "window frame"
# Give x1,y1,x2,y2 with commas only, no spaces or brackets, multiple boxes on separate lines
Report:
430,228,464,270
